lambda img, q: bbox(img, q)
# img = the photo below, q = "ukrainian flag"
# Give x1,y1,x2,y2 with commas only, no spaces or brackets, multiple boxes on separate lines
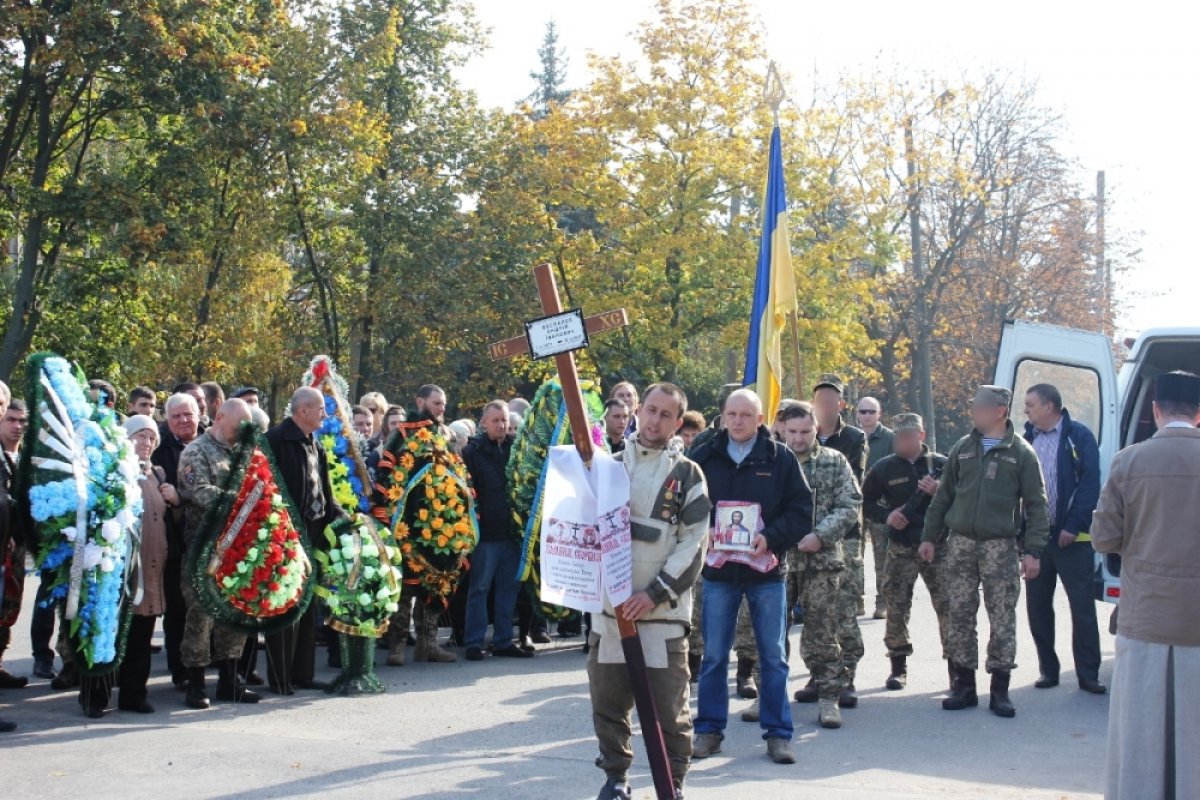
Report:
742,125,797,422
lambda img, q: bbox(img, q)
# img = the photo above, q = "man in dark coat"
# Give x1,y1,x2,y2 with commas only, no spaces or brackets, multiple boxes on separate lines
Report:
1021,383,1104,694
0,383,18,731
461,400,530,661
149,392,202,689
263,386,345,694
689,389,812,766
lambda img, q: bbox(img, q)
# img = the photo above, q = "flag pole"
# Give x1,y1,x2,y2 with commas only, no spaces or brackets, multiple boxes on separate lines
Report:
763,62,804,397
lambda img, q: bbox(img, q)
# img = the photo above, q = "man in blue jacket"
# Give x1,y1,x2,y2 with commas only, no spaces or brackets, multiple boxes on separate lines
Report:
1022,383,1105,694
689,389,812,765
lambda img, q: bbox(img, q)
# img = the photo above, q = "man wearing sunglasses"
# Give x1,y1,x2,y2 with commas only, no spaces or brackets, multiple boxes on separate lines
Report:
857,397,893,620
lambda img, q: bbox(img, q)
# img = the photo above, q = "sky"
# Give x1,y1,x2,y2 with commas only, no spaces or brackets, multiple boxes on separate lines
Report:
457,0,1194,337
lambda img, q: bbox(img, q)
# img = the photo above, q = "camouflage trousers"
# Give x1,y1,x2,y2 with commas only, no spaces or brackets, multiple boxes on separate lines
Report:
832,539,865,672
866,522,890,601
793,567,851,699
943,534,1021,673
180,562,247,668
385,590,440,648
883,541,950,659
844,534,866,614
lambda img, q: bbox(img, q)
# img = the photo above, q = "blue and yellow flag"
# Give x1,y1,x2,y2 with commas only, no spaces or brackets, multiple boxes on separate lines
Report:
742,125,797,422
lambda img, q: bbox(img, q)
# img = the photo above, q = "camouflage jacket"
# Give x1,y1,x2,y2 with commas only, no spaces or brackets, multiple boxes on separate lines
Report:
791,443,862,572
177,429,239,548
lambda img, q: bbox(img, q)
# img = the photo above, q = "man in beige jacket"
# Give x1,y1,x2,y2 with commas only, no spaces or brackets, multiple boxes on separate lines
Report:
588,382,710,800
1093,370,1200,800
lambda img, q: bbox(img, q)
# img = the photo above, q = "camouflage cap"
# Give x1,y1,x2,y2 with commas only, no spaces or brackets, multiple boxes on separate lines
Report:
813,374,845,395
970,384,1013,408
893,412,924,432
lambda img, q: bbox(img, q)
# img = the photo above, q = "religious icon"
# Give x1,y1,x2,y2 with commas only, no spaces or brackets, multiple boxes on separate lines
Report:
712,501,761,554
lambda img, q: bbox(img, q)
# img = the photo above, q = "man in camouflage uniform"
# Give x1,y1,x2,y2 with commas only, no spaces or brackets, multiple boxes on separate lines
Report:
862,413,950,691
812,377,868,622
177,399,259,709
920,386,1050,718
775,403,863,728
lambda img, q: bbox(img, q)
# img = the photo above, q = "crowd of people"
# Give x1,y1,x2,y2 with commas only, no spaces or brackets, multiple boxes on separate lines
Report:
0,367,1196,800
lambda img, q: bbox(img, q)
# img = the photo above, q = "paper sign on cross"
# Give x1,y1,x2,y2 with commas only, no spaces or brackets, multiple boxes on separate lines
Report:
490,263,676,800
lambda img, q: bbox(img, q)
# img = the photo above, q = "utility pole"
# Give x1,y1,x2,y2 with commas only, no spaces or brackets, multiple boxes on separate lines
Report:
1096,170,1109,333
905,116,937,450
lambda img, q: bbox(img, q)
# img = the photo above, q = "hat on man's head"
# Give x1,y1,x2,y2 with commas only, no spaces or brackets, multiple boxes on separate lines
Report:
970,385,1012,408
232,386,260,399
813,374,845,396
1154,371,1200,405
893,412,924,432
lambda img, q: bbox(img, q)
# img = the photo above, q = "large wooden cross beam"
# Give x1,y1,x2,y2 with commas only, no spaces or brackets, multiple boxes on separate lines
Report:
491,263,675,800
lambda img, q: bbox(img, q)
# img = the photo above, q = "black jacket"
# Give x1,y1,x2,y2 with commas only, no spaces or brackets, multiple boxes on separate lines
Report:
265,418,344,543
690,426,813,583
0,452,16,552
821,418,868,483
461,431,514,543
862,446,948,547
152,424,194,557
821,418,867,539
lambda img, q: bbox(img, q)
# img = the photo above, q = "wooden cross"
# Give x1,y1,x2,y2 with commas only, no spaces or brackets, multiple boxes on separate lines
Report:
490,264,628,465
491,263,675,800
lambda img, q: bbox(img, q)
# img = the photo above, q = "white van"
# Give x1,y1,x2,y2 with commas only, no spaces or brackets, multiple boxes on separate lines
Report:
993,319,1200,605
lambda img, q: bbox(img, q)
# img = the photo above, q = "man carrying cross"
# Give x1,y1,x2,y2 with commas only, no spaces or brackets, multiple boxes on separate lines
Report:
492,263,688,800
588,383,710,800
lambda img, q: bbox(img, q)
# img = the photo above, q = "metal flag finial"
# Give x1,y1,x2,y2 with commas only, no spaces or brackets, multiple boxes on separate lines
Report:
763,60,785,125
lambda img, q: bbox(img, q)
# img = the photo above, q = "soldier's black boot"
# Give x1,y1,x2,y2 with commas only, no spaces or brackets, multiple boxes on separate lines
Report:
736,657,758,699
947,660,955,691
595,775,631,800
989,670,1016,718
942,663,978,710
216,660,260,704
793,678,819,703
185,667,210,709
886,656,908,690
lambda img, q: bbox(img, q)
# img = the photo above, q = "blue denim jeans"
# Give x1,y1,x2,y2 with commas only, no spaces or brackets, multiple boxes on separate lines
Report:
696,578,792,740
464,540,522,651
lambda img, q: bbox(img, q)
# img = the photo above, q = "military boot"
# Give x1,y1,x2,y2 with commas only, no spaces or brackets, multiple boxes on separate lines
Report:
736,656,758,699
886,655,908,690
942,663,978,710
185,667,210,710
793,678,818,703
413,606,456,663
818,697,842,729
215,660,260,704
989,670,1016,718
386,623,407,666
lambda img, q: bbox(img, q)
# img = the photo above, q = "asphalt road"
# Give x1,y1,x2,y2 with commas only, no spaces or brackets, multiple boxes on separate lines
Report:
0,550,1112,799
